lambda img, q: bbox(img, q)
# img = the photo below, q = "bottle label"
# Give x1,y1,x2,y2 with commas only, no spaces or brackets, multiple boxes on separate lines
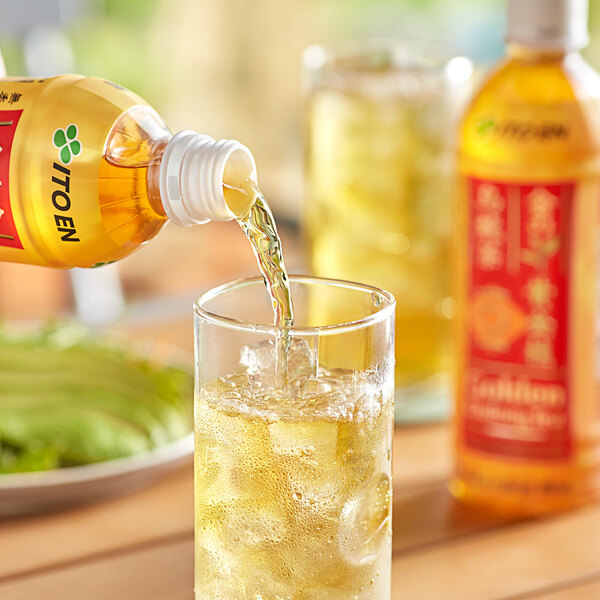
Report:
0,109,23,249
0,75,150,266
463,177,573,460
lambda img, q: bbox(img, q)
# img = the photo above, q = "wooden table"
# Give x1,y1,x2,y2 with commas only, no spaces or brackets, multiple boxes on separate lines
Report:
2,415,600,599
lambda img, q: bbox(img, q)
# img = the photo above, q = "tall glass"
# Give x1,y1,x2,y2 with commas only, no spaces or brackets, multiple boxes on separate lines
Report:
194,275,395,599
303,40,473,422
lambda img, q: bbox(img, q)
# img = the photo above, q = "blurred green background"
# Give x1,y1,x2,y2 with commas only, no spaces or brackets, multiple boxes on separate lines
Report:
0,0,599,321
1,0,598,220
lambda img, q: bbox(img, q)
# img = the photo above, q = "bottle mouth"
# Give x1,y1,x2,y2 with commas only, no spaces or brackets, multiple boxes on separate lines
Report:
221,147,259,218
159,131,257,227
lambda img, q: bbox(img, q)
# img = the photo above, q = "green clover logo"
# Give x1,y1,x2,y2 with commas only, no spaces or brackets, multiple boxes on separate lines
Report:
52,124,81,165
476,116,496,136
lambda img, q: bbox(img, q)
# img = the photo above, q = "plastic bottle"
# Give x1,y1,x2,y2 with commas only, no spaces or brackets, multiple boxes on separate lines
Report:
0,74,256,268
452,0,600,515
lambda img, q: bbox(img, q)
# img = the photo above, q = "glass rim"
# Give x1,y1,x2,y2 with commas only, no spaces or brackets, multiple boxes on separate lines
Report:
194,274,395,336
302,37,471,74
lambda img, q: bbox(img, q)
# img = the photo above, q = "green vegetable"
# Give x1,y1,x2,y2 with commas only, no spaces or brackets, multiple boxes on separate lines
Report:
0,323,193,473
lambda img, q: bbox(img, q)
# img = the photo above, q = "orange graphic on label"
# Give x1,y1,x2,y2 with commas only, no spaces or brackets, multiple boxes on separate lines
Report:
470,286,527,352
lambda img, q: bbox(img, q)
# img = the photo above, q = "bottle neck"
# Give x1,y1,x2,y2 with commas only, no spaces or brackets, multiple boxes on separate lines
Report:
147,131,257,227
506,42,571,62
506,0,589,54
147,138,169,218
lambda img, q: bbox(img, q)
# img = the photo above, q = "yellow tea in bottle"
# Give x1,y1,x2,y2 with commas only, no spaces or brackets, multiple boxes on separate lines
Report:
453,0,600,515
0,75,256,268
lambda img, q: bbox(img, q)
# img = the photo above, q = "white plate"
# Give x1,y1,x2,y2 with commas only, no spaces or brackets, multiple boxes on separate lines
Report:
0,433,193,516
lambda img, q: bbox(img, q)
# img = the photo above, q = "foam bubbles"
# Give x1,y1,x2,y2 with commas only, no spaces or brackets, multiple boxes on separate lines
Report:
203,339,391,424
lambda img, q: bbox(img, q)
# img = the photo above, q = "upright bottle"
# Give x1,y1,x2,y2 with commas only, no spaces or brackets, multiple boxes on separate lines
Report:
0,74,256,268
453,0,600,515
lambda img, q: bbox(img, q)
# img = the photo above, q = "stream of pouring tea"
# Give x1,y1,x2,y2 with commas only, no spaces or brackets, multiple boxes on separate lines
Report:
223,179,294,363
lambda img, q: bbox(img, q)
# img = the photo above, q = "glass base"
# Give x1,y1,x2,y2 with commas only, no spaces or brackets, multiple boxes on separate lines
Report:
393,373,451,424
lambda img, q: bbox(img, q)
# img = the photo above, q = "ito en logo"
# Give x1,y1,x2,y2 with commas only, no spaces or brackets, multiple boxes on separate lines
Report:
53,124,81,165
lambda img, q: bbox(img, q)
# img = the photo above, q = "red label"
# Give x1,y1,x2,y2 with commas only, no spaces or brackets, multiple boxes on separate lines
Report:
0,110,23,249
463,178,572,460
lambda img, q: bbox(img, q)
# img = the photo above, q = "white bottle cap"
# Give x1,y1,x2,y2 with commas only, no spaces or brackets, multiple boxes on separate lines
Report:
159,131,257,227
506,0,589,51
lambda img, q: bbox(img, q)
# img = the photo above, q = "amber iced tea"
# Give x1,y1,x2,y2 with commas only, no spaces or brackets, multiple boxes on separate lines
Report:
304,41,472,421
194,277,395,599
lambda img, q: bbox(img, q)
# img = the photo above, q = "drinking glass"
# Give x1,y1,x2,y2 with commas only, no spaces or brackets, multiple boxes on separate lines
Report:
194,275,395,599
303,39,473,422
